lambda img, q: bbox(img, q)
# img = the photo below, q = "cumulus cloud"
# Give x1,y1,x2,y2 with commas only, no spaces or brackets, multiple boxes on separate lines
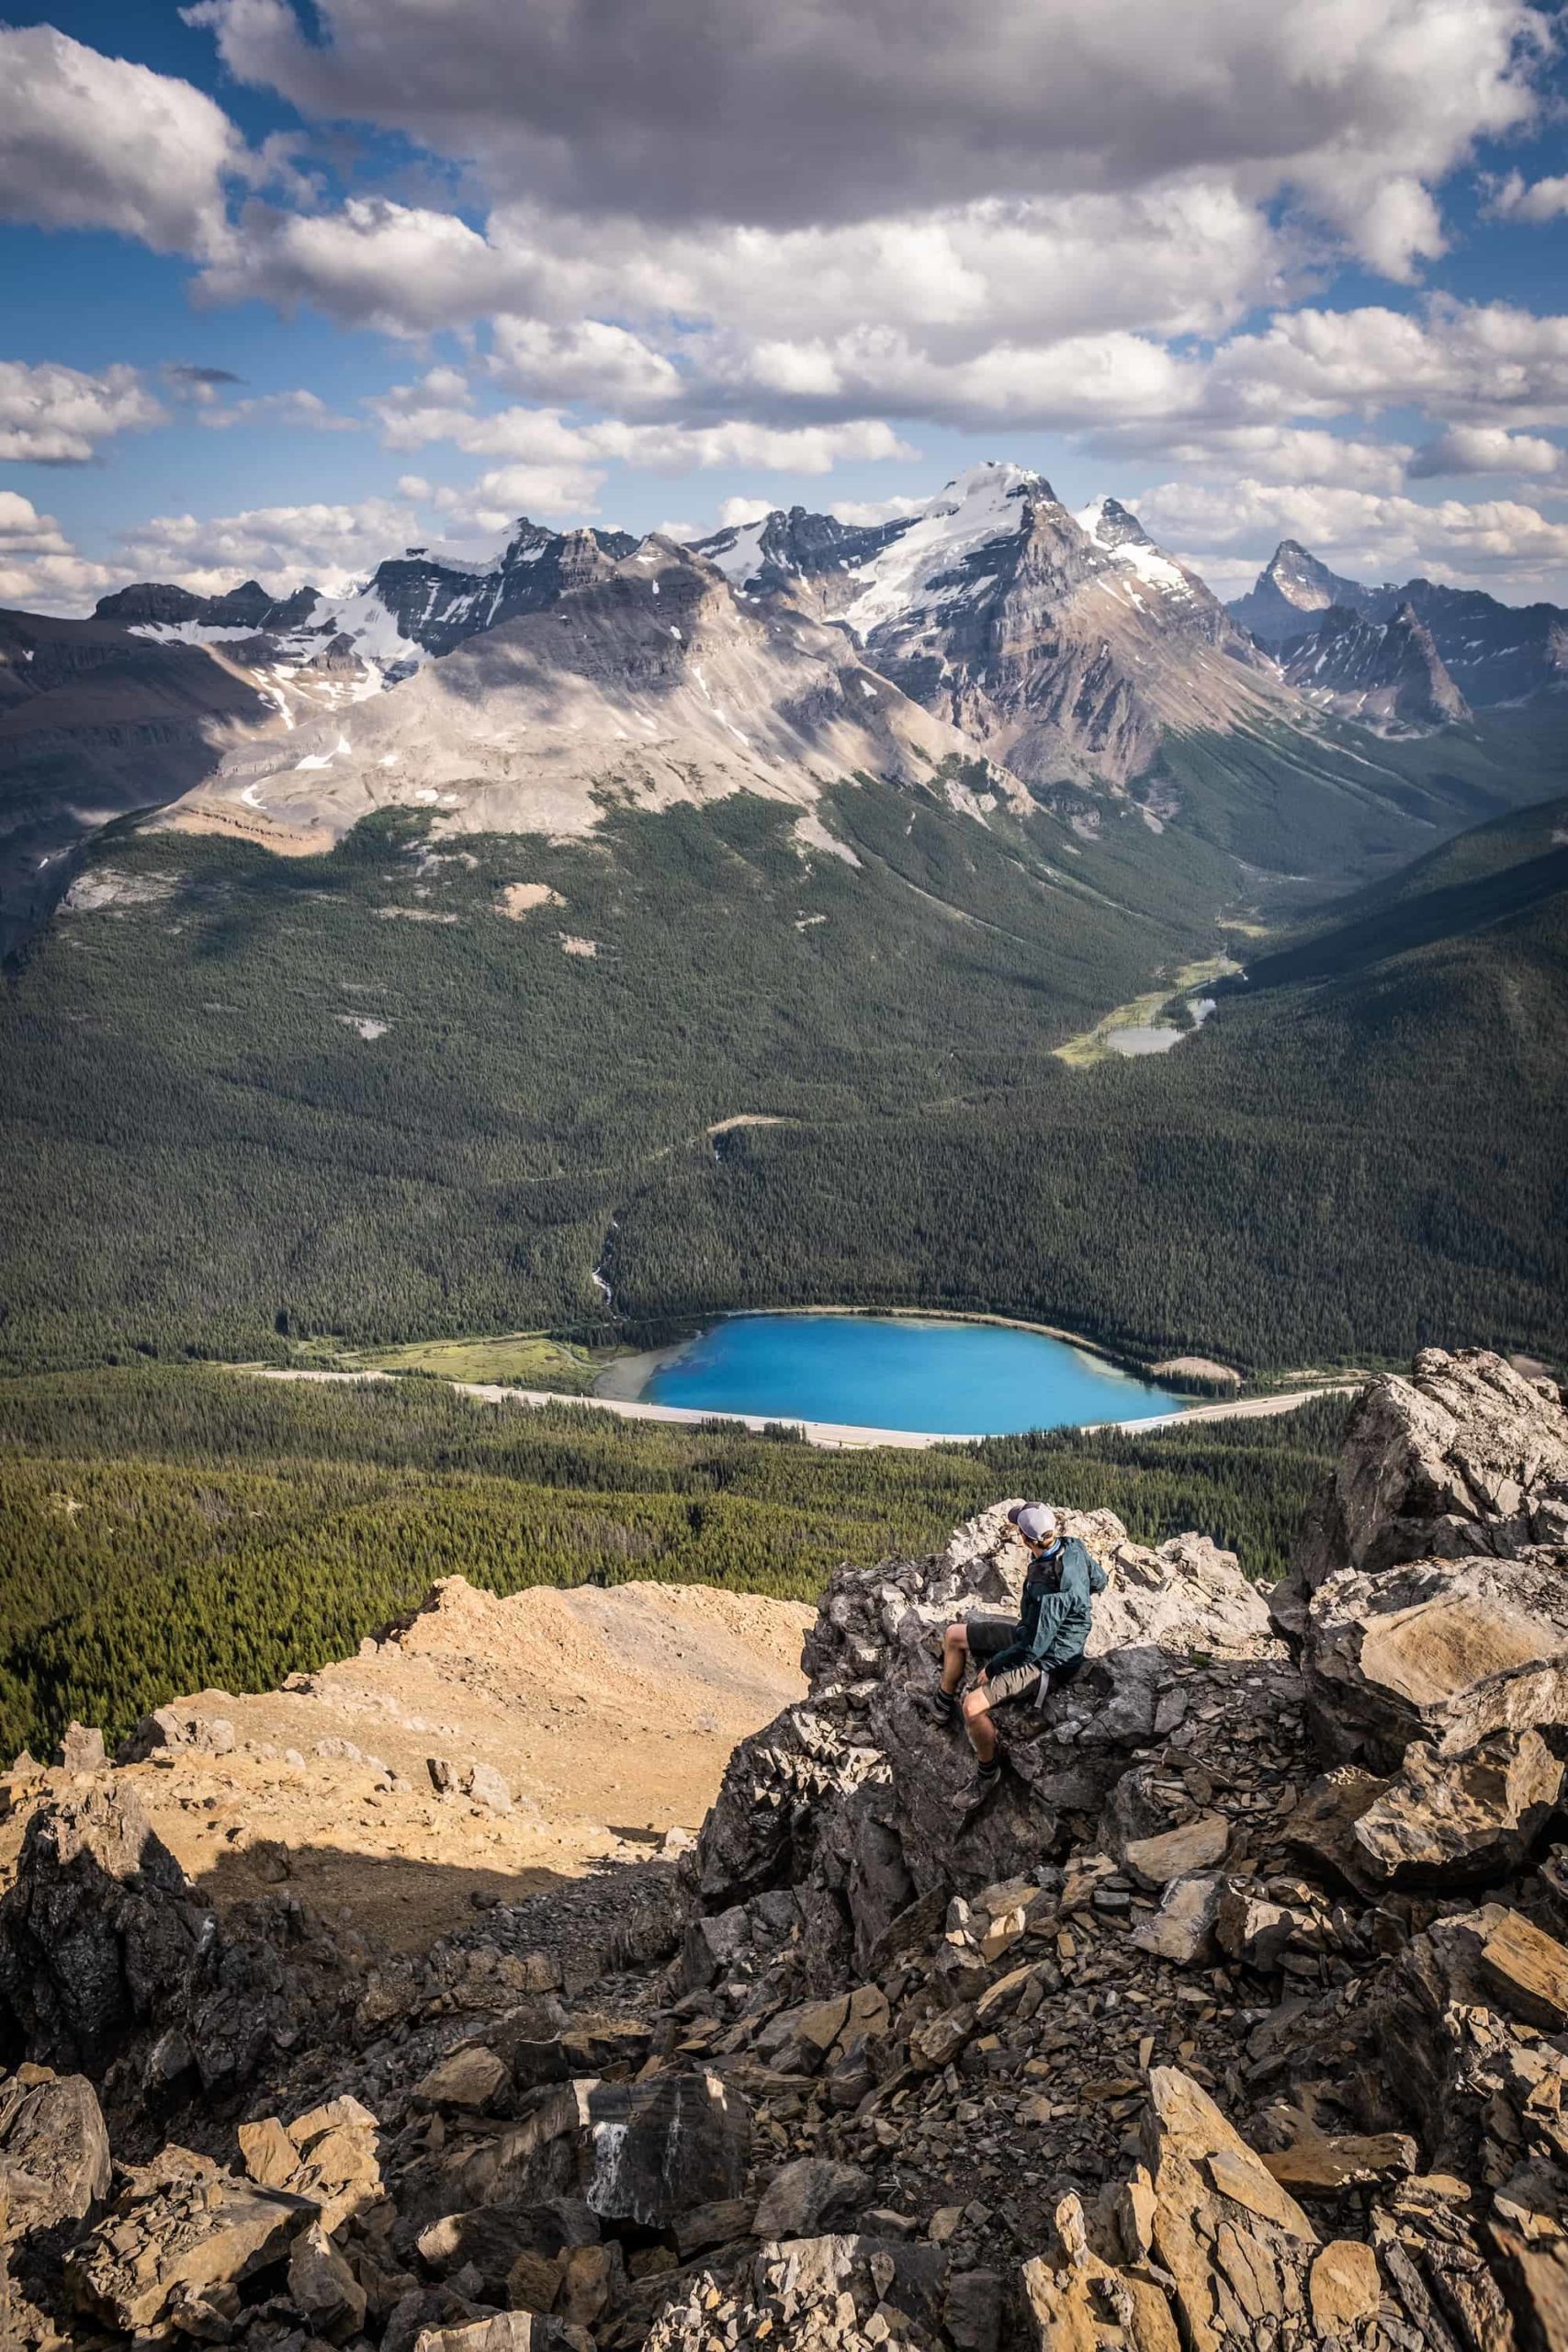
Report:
0,492,118,608
0,25,243,256
199,182,1283,348
370,374,916,481
191,0,1539,280
116,494,423,597
0,361,165,464
1409,424,1562,478
1138,476,1568,589
1485,169,1568,223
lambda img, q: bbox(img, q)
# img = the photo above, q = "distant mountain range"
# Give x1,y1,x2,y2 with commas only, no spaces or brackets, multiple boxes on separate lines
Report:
3,461,1566,949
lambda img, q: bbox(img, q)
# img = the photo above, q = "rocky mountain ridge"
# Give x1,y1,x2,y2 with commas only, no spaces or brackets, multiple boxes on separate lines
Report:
161,532,1018,858
8,467,1568,951
4,1349,1568,2348
1280,604,1471,735
1231,545,1568,707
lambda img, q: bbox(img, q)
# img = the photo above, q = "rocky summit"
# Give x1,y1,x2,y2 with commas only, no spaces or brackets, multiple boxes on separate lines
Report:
3,1348,1568,2349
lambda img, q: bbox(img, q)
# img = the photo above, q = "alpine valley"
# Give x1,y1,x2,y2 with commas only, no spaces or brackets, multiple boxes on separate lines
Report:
2,462,1565,1377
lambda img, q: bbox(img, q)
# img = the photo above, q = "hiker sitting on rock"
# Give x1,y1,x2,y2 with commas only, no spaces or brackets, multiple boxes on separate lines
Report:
930,1504,1102,1795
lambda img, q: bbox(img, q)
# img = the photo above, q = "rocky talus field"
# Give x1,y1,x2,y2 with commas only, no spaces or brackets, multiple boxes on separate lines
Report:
2,1348,1568,2350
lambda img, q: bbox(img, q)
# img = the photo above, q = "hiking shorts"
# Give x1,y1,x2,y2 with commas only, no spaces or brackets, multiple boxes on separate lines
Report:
963,1616,1087,1709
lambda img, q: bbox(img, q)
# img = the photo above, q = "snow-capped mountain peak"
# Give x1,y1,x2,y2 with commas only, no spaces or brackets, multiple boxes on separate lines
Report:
1075,495,1195,604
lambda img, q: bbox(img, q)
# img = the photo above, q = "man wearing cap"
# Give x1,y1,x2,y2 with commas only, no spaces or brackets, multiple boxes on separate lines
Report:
930,1504,1095,1795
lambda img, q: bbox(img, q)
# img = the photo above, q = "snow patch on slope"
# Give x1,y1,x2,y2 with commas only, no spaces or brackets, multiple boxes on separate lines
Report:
838,461,1043,639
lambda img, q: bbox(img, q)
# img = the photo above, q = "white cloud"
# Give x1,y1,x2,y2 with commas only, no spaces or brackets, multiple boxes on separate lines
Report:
0,25,242,256
203,182,1284,347
1138,476,1568,589
433,464,606,527
115,495,423,597
1409,424,1562,479
0,492,118,608
487,318,682,408
1205,300,1568,430
829,494,929,526
195,196,534,333
0,361,165,464
370,378,916,481
196,387,357,431
192,0,1539,283
716,497,775,528
1485,169,1568,223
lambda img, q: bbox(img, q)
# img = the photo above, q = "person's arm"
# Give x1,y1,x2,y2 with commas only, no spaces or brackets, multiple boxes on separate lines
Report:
1023,1552,1091,1660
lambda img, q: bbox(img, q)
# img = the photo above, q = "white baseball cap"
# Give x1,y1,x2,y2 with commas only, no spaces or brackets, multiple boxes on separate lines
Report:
1008,1502,1058,1544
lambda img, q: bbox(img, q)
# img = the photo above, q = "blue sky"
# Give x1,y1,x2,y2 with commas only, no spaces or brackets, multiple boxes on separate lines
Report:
5,0,1568,609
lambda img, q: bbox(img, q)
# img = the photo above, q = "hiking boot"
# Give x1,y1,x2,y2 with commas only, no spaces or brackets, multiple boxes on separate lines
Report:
919,1687,959,1725
974,1754,1002,1795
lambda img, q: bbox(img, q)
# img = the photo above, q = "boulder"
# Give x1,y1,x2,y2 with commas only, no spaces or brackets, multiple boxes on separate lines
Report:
477,2073,749,2228
0,1781,200,2072
58,1723,106,1772
412,2316,592,2352
0,2066,111,2233
414,2044,512,2111
1122,1813,1231,1890
116,1705,236,1763
645,2233,950,2350
1131,1874,1224,1966
751,2158,870,2239
288,2220,368,2336
241,2093,385,2233
66,2146,316,2337
428,1758,514,1813
1304,1546,1568,1767
1348,1726,1563,1886
1279,1347,1568,1634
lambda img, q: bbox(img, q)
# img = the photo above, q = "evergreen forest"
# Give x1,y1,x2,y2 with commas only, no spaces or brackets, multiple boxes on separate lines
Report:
0,1363,1348,1760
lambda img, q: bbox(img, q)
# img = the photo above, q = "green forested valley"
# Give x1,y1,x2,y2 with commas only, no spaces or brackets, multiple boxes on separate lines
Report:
4,765,1563,1377
0,1363,1347,1758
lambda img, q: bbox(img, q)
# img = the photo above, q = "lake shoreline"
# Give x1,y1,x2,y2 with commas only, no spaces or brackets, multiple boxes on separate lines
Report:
242,1363,1358,1451
592,1303,1211,1406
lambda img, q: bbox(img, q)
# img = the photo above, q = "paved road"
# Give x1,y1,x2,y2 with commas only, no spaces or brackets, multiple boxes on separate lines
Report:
245,1365,1361,1451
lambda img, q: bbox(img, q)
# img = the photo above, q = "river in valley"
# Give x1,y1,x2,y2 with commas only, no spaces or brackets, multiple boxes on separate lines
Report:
623,1311,1188,1437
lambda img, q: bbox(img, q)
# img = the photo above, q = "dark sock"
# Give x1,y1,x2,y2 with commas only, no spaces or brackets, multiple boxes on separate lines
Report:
976,1753,1000,1783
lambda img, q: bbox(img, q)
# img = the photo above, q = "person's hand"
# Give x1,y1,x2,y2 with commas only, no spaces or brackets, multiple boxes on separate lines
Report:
976,1668,988,1686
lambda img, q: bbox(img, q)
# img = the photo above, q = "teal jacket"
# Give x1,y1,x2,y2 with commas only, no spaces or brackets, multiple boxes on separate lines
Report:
987,1537,1095,1677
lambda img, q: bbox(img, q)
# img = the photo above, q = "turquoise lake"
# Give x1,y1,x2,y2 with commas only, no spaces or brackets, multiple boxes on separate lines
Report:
640,1313,1186,1436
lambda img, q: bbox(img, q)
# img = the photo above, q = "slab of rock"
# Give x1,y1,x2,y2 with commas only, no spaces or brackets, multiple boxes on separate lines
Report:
752,2157,870,2239
1122,1813,1231,1889
480,2072,749,2228
415,2043,512,2111
1478,1906,1568,2032
1263,2130,1418,2197
1349,1726,1562,1885
1308,2239,1382,2335
1304,1546,1568,1768
1281,1347,1568,1634
412,2315,592,2352
1131,1873,1223,1965
0,1781,200,2071
288,2220,367,2335
66,2147,316,2336
58,1723,106,1772
0,2066,111,2232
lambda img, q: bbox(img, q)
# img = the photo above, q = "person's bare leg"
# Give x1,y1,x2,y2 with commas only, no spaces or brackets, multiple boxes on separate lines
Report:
961,1684,997,1762
941,1623,969,1696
